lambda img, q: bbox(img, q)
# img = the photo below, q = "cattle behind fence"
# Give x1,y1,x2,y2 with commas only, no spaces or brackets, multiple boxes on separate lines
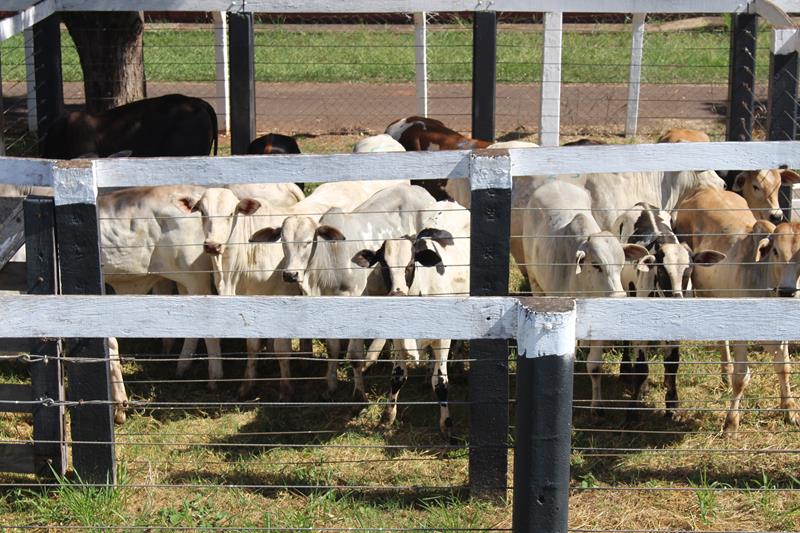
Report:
2,139,800,531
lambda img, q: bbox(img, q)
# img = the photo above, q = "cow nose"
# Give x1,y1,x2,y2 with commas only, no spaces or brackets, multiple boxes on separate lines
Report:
769,212,786,224
283,271,298,283
778,287,797,297
388,289,406,296
203,242,222,255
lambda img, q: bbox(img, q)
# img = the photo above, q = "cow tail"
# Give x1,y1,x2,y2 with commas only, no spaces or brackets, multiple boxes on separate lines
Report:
206,100,218,156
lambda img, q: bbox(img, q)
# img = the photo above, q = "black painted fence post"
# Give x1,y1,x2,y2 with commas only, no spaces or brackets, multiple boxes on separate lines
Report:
726,13,757,142
472,11,497,142
24,196,67,478
53,160,116,484
469,149,511,500
513,298,576,533
228,11,256,155
32,14,64,145
766,30,799,220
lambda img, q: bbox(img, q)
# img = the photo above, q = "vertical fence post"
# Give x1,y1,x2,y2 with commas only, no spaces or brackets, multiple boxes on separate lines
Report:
624,13,646,138
513,298,576,533
24,196,67,479
0,52,4,156
32,14,64,149
767,29,799,220
539,12,563,147
727,13,757,142
472,11,496,142
53,160,116,485
228,11,256,155
213,12,231,134
24,27,38,134
469,149,511,500
414,12,428,117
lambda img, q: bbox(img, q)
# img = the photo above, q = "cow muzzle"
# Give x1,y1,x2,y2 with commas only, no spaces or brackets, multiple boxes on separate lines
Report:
283,271,299,283
778,287,797,298
769,211,786,225
203,242,222,256
388,289,407,296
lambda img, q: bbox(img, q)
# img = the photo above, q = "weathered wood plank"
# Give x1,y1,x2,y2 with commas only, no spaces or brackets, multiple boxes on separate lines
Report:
0,295,518,340
54,0,767,15
414,12,428,117
0,384,34,413
92,151,470,187
0,0,57,42
624,13,646,137
0,158,54,188
0,199,25,270
0,444,35,474
511,141,800,175
539,12,562,147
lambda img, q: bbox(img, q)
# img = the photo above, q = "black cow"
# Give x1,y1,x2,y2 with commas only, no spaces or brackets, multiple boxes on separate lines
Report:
42,94,218,159
247,133,301,155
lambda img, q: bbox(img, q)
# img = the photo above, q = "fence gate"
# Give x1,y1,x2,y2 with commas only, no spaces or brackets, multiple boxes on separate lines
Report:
0,196,66,478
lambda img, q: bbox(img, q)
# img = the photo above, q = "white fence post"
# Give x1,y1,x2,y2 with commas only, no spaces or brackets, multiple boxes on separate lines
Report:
539,12,562,147
213,11,230,134
414,12,428,117
24,27,37,133
625,12,646,137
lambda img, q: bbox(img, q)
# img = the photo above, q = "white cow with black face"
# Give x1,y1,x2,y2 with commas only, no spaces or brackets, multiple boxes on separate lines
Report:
521,180,652,417
351,201,469,437
612,202,725,418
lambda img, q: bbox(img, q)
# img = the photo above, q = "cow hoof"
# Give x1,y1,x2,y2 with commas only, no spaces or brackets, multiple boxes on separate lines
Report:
379,409,397,429
722,415,740,437
114,409,126,425
440,417,453,441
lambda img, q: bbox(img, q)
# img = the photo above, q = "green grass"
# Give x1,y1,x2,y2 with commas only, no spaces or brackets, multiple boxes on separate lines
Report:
0,25,772,85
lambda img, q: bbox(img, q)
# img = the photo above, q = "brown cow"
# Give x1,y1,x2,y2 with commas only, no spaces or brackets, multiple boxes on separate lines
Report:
657,128,711,143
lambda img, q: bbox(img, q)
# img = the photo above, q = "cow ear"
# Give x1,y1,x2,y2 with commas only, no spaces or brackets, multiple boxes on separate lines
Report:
636,254,656,272
754,237,772,262
780,169,800,185
732,172,748,192
316,225,346,241
177,197,198,213
575,249,586,274
417,228,455,247
693,249,726,266
623,243,650,262
237,198,261,215
415,248,443,268
249,227,282,243
351,249,377,267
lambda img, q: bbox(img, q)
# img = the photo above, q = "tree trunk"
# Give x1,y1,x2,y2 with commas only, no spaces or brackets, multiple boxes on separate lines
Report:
63,12,146,114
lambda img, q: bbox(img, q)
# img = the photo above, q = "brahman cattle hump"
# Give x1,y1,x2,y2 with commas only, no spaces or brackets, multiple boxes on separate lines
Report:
42,94,218,159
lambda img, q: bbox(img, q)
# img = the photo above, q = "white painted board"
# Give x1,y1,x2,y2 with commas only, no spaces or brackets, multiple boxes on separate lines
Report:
624,13,646,137
539,12,562,147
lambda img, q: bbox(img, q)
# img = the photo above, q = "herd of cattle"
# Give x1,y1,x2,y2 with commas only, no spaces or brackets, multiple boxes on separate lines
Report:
5,93,800,437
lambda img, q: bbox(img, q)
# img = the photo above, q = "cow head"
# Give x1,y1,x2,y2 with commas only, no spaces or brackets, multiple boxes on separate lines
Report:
761,222,800,297
575,233,651,297
645,242,725,298
178,188,260,256
733,169,800,224
249,215,344,284
351,228,452,296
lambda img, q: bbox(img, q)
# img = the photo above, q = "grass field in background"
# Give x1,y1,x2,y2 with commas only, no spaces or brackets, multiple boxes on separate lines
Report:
0,25,771,85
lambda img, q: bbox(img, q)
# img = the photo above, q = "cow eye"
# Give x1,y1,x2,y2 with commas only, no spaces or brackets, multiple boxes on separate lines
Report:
593,265,602,273
752,184,760,191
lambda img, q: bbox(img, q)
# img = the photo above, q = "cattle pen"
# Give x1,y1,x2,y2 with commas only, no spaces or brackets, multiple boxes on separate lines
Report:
2,1,800,533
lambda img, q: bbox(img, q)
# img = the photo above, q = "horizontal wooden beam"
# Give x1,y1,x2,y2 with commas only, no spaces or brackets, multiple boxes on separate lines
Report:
771,28,800,55
0,383,34,413
510,141,800,176
52,0,778,14
92,151,470,188
0,157,54,188
0,295,519,340
0,0,57,42
0,443,35,474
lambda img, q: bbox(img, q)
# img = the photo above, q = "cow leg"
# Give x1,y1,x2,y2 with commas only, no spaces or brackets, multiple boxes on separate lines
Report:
723,341,751,436
719,340,733,385
766,341,800,426
349,339,369,403
663,342,680,418
107,337,128,425
238,337,262,398
381,355,408,429
430,339,452,438
586,340,605,418
274,338,294,402
173,284,200,359
362,338,386,374
509,234,528,281
625,345,649,424
619,342,634,388
203,337,223,391
322,338,341,400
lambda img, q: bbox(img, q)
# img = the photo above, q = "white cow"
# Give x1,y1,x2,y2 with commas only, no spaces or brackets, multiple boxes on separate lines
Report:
353,134,405,153
351,201,469,436
522,180,650,416
250,184,439,401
